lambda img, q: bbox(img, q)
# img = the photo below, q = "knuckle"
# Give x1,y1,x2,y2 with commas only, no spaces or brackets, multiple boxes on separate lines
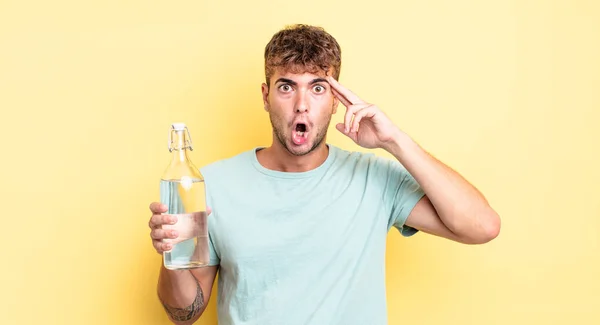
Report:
150,202,166,213
149,216,158,227
153,240,161,252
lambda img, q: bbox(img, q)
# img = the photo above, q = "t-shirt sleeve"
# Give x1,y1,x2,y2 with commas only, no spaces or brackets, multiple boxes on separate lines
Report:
205,182,221,266
376,157,425,237
207,225,220,266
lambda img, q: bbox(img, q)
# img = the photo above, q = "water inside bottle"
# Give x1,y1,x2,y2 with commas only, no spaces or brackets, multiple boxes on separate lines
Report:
160,178,210,269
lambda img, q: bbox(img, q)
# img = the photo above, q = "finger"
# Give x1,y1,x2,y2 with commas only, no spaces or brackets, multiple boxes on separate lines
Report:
149,202,168,214
336,123,359,143
344,103,371,134
207,206,212,215
150,228,179,240
327,76,364,105
352,105,376,133
332,88,352,108
149,214,177,228
153,240,172,254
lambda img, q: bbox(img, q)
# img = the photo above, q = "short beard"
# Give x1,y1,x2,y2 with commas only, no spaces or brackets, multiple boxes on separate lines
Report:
269,114,331,156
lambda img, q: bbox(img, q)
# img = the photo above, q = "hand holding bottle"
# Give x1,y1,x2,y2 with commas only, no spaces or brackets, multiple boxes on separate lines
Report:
148,202,212,254
148,202,176,254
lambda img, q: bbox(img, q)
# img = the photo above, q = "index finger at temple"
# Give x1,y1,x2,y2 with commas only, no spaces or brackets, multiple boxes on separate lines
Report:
327,76,364,105
332,88,352,107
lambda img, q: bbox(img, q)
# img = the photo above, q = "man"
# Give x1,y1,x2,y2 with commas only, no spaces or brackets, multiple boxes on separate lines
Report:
148,24,500,325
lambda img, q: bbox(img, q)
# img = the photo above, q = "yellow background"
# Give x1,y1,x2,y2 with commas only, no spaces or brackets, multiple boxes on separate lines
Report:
1,0,599,324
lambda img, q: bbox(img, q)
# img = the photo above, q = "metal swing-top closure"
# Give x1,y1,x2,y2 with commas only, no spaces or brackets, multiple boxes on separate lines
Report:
168,123,194,152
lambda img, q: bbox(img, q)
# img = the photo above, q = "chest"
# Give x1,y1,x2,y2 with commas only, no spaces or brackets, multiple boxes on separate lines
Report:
209,176,388,272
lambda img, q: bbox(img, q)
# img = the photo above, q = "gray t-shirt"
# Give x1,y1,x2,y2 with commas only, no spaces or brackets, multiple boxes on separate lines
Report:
200,144,425,325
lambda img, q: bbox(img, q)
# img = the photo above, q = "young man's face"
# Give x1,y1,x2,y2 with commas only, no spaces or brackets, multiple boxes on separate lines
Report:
261,67,339,156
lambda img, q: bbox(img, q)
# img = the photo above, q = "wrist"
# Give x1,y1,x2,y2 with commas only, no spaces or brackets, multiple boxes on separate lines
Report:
384,130,417,161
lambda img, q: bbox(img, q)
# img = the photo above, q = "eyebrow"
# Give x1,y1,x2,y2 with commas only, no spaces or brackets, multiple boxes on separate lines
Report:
274,78,329,86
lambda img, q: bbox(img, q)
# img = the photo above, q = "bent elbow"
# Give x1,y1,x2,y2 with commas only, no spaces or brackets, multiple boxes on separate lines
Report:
458,210,501,245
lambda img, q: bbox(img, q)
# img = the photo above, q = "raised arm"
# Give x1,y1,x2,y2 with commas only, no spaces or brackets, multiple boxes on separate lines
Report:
388,134,500,244
326,75,500,244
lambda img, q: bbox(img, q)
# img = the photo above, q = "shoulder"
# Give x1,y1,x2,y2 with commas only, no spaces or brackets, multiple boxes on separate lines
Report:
200,147,256,178
330,145,373,163
329,145,395,171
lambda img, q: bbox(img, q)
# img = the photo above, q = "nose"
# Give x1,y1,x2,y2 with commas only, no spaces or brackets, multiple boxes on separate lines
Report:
294,92,309,113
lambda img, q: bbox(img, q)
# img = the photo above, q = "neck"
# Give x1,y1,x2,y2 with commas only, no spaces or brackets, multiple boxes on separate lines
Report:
257,139,329,173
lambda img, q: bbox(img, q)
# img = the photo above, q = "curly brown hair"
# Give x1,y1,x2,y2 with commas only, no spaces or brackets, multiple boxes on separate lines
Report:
264,24,342,86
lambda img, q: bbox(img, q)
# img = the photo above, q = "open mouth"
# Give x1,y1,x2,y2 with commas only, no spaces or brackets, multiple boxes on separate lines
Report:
296,123,306,136
292,123,308,145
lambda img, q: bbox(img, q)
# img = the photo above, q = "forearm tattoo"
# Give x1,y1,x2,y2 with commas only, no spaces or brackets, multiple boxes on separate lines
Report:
160,280,204,322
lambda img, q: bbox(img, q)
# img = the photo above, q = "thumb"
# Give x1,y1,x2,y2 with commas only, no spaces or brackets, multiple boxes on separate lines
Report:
335,123,346,134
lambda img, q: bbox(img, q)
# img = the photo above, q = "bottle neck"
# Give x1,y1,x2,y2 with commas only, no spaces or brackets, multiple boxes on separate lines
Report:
169,130,192,163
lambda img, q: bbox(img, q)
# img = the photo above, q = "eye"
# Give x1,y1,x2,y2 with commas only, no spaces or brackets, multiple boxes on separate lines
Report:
279,84,293,92
313,85,326,94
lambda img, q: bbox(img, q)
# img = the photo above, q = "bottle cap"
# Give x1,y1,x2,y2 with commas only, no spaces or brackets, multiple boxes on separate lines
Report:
171,123,186,131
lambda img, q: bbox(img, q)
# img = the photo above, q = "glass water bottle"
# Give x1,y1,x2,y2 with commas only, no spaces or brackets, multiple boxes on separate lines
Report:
160,123,210,270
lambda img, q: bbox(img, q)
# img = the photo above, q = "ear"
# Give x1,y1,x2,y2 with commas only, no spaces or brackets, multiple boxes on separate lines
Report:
261,83,270,111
